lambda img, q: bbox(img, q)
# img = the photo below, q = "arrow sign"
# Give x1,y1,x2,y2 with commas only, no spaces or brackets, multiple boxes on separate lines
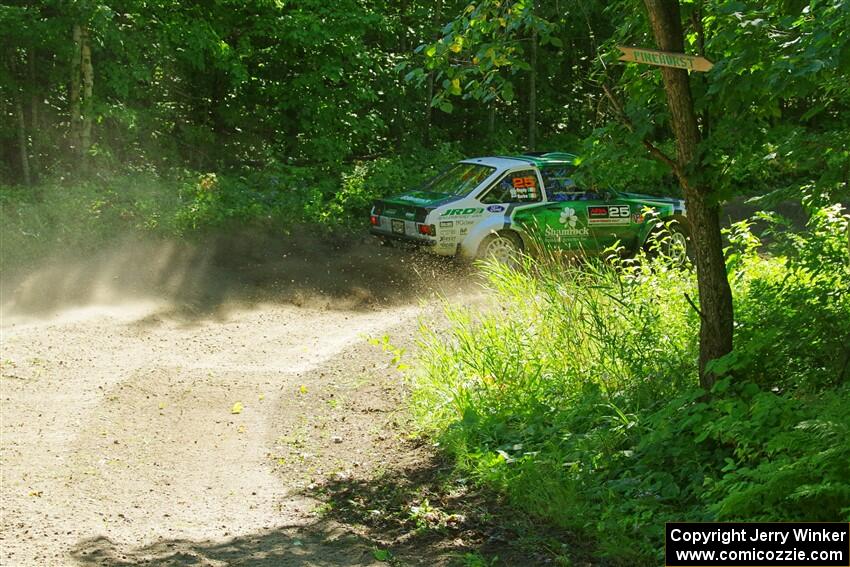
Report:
618,46,714,72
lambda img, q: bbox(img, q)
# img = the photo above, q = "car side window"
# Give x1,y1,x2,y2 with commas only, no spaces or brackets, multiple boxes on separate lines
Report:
539,167,606,201
480,169,542,204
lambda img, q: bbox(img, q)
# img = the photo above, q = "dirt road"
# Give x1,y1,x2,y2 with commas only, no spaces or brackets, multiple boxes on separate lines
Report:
0,238,481,566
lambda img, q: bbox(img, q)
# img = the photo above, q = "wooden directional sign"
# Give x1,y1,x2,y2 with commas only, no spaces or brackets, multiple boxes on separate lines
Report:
618,46,714,72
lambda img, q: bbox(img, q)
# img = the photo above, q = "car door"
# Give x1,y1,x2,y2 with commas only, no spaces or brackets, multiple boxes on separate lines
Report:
583,197,639,252
518,199,600,253
518,166,600,253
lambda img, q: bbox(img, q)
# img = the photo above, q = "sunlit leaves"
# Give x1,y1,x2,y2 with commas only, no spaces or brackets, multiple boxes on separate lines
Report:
579,0,849,203
407,0,555,110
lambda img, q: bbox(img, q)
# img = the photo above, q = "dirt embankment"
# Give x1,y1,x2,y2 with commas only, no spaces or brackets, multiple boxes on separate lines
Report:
1,234,488,566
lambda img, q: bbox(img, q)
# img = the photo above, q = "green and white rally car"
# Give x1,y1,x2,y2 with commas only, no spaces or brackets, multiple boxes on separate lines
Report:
369,152,691,262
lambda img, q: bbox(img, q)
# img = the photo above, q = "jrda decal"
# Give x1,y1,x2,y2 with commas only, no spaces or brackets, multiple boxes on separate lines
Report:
441,208,484,216
588,205,630,225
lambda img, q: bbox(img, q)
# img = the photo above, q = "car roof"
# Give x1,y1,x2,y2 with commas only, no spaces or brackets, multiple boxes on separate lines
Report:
461,152,577,169
460,156,529,169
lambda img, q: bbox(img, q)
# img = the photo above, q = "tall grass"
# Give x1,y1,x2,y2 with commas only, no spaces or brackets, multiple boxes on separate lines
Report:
411,208,850,564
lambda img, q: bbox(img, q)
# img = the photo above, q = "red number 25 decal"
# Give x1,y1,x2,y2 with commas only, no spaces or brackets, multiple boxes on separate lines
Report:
512,176,536,189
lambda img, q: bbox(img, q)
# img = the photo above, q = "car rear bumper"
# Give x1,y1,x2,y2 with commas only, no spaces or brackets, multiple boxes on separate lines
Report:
369,214,437,245
369,226,436,246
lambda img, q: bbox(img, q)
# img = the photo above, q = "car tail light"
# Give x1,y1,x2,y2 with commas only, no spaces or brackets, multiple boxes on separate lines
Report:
370,215,379,226
418,224,435,235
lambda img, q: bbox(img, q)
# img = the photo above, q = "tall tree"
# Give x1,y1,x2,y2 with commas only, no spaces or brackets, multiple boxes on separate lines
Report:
69,22,82,161
79,24,93,172
642,0,733,387
14,73,30,185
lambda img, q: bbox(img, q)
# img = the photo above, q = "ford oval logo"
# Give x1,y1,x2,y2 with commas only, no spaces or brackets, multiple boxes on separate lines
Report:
486,205,505,213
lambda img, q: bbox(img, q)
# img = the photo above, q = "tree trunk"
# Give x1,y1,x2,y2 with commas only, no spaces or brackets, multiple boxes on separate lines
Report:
15,95,31,186
70,23,82,158
643,0,734,389
424,71,434,147
528,17,537,151
80,25,94,173
423,0,443,147
393,0,408,149
29,48,40,183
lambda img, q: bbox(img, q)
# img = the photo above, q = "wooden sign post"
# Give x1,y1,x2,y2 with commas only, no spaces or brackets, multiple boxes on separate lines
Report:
618,46,714,72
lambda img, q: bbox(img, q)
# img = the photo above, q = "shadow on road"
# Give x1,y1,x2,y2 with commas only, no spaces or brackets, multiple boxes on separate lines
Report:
69,449,573,566
68,455,478,566
72,523,388,566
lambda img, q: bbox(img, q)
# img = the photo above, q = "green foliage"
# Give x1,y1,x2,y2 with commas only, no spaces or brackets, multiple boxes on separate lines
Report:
372,547,393,562
581,0,850,201
171,144,462,234
3,0,848,208
412,0,544,107
719,206,850,390
171,168,332,233
319,145,463,229
411,209,850,563
1,0,454,181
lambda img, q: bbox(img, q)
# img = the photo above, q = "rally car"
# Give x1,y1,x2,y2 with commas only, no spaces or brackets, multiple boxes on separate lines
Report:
369,152,691,263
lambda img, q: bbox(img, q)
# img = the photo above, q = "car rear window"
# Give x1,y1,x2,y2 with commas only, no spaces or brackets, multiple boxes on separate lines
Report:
421,163,496,196
540,166,602,201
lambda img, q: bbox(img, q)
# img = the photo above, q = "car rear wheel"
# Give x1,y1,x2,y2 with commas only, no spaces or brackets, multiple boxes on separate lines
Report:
477,232,523,266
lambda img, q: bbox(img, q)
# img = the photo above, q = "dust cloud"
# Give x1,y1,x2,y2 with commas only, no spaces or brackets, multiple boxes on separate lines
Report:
1,229,478,322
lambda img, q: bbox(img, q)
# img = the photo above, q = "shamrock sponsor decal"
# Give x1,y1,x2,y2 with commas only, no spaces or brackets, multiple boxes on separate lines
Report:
544,206,588,241
560,207,578,228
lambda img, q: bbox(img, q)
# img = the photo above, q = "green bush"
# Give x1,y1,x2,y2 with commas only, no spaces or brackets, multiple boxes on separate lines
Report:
171,168,332,233
1,145,464,271
0,173,183,271
410,207,850,564
317,143,463,230
167,144,463,233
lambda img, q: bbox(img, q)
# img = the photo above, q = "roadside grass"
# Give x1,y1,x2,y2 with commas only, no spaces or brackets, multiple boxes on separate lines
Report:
410,206,850,564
